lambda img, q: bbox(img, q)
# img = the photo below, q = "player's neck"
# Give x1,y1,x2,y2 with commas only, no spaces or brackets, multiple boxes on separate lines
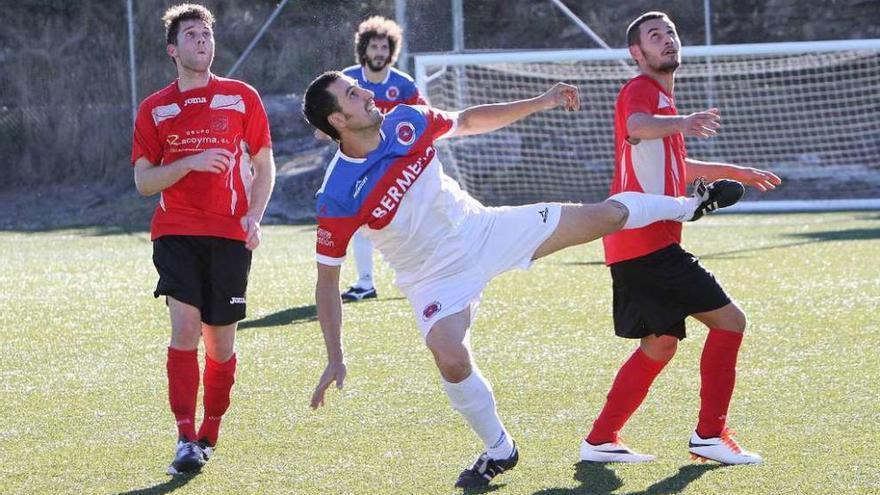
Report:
363,65,389,84
642,70,675,95
339,128,382,159
177,68,213,93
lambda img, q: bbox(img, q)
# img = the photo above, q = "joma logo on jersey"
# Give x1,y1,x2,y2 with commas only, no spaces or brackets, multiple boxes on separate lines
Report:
371,146,434,219
184,97,207,106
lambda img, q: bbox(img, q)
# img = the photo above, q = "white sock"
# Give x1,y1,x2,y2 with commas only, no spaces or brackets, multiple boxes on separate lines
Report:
352,231,374,289
608,191,700,229
442,369,514,460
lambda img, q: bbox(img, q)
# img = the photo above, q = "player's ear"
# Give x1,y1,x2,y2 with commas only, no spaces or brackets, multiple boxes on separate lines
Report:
629,44,643,65
167,43,177,59
327,112,346,132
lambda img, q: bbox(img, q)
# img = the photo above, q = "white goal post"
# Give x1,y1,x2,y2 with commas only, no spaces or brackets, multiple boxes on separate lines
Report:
414,39,880,212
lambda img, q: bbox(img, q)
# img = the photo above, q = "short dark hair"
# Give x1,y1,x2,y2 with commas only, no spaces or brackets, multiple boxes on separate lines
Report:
163,3,215,46
626,11,670,47
303,71,344,142
355,16,403,66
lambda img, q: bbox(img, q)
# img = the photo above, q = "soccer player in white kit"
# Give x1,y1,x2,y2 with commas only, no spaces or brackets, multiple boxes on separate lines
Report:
301,70,744,488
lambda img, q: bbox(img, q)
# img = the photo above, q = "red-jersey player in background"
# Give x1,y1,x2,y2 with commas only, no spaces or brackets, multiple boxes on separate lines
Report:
131,3,275,475
580,11,781,465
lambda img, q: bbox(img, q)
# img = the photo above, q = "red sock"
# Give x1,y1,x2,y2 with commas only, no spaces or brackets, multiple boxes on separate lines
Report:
167,347,199,441
586,348,669,445
197,353,237,446
696,328,743,438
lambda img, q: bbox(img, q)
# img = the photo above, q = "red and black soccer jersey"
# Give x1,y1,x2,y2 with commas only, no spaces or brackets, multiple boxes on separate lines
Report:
131,75,272,241
603,75,688,265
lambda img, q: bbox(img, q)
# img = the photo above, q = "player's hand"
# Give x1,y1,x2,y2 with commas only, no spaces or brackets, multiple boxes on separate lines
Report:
310,361,347,409
182,148,235,173
681,108,721,138
240,213,262,250
733,166,782,192
540,82,580,111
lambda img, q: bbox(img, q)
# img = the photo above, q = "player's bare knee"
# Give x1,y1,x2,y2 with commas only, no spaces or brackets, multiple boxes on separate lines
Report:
170,323,201,349
434,354,473,383
728,307,748,333
641,336,678,362
602,200,628,231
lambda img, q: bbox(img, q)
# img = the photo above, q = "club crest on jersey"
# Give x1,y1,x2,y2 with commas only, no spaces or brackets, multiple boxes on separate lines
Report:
385,86,400,100
211,115,229,133
396,121,416,146
422,301,442,321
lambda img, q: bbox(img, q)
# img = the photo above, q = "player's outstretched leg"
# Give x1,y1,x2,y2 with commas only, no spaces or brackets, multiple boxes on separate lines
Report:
426,309,519,489
688,178,745,221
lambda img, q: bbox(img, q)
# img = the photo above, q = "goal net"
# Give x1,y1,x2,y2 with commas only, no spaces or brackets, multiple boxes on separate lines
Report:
414,40,880,211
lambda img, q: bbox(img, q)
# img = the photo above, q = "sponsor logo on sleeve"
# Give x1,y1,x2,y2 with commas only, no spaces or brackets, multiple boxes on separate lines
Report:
385,86,400,100
395,121,416,146
422,301,442,321
229,296,246,304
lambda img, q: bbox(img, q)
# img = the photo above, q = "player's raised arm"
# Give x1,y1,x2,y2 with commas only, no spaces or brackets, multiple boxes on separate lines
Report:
454,82,580,138
311,262,347,409
627,107,721,141
685,158,782,192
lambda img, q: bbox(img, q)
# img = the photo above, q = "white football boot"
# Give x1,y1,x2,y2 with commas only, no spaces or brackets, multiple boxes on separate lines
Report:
688,429,762,465
580,437,656,463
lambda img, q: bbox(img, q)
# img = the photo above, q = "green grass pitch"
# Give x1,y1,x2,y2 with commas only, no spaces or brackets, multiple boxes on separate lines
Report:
1,212,878,494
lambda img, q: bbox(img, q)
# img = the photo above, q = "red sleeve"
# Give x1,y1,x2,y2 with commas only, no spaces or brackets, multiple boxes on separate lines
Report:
315,216,361,265
621,80,658,120
421,106,458,141
131,100,163,165
403,90,427,106
243,87,272,153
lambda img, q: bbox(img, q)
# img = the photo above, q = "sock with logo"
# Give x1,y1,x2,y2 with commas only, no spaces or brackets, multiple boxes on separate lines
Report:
197,353,237,446
608,192,701,228
442,369,515,460
167,347,199,441
697,328,744,438
352,231,374,289
586,348,669,445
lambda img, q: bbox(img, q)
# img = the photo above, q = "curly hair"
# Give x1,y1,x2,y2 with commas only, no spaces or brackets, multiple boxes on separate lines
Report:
354,16,403,66
163,3,215,45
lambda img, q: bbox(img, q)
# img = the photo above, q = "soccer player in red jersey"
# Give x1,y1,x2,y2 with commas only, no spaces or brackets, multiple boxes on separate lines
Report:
130,3,275,475
580,12,781,465
340,16,427,303
302,69,742,488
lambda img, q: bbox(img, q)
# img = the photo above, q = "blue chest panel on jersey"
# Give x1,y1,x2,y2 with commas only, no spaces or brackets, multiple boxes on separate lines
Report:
316,105,430,219
342,66,417,104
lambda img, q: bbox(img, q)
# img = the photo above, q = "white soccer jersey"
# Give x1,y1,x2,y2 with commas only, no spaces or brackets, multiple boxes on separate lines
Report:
315,105,486,287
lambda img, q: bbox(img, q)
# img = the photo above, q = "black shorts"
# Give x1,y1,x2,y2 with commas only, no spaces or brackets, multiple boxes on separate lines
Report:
609,244,731,340
152,235,252,326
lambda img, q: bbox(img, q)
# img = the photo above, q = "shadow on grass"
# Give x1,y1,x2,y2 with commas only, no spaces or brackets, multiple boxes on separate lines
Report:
532,462,720,495
238,297,408,330
239,304,318,329
114,472,198,495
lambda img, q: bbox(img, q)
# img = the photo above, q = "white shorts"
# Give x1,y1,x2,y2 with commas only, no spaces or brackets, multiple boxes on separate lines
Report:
401,203,562,340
